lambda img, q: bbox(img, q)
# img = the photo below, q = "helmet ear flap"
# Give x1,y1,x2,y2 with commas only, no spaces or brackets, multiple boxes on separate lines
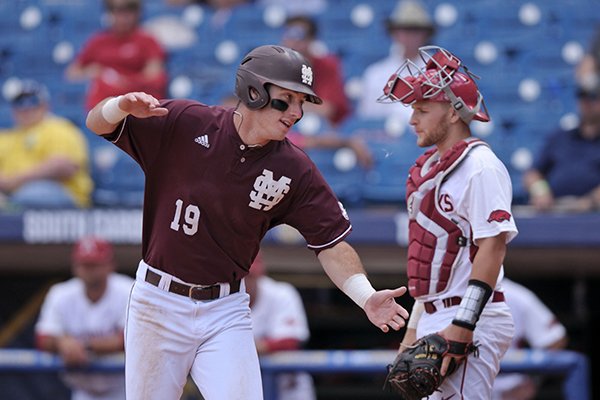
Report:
235,70,270,110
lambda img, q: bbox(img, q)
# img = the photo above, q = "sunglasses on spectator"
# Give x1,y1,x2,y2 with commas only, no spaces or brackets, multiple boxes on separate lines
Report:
576,89,600,101
108,3,139,12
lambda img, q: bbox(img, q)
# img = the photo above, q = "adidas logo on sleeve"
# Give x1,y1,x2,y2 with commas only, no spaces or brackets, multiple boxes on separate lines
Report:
194,135,210,148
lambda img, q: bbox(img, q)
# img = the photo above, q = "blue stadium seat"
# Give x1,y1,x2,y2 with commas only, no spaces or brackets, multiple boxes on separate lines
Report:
89,140,145,208
305,147,365,206
359,132,421,204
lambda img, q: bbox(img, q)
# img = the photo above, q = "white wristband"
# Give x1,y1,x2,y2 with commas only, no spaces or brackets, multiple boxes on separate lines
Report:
342,273,376,309
407,301,424,329
101,96,128,124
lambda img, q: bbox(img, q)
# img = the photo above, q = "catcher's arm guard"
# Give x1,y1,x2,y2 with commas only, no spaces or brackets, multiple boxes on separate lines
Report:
383,333,478,399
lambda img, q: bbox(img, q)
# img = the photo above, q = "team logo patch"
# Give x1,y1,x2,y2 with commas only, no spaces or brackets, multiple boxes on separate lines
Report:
249,169,292,211
487,209,511,223
301,64,313,85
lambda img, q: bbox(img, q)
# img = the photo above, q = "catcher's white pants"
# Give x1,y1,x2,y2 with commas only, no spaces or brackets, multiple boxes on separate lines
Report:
125,263,263,400
417,302,514,400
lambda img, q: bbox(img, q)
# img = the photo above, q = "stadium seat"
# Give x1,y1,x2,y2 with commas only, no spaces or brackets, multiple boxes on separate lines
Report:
89,140,145,208
305,147,365,206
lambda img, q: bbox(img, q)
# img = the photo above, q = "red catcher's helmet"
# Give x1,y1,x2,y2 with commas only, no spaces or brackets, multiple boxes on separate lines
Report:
235,45,323,110
378,46,490,123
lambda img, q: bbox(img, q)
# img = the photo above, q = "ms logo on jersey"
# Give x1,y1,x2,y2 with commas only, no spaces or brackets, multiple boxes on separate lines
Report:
249,169,292,211
301,64,313,85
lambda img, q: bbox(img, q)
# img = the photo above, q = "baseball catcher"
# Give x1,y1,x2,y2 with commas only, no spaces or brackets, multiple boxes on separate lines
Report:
377,44,518,398
383,332,478,399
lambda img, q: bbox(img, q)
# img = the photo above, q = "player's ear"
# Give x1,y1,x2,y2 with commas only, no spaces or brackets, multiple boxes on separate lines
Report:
249,87,260,101
447,104,461,124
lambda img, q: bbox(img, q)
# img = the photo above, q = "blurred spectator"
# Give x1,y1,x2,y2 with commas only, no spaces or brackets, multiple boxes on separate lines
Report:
175,0,249,29
256,0,327,18
522,80,600,212
356,0,436,120
35,236,134,400
222,94,373,168
65,0,168,111
493,278,568,400
575,27,600,92
246,252,317,400
0,80,92,210
281,15,351,127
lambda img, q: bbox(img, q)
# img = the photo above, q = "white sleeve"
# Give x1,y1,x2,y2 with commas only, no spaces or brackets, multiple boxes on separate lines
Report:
463,156,518,244
509,286,566,348
263,283,310,342
35,286,65,336
406,300,424,330
356,67,381,117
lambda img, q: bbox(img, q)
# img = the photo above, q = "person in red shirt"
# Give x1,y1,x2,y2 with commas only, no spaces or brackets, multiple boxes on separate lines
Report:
65,0,167,111
282,15,351,127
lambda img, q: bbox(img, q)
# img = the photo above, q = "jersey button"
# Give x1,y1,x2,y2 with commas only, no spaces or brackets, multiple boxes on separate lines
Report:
239,144,245,150
240,157,246,163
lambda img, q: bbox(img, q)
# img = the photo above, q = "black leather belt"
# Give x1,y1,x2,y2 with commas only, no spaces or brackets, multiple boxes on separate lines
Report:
144,269,241,301
424,291,505,314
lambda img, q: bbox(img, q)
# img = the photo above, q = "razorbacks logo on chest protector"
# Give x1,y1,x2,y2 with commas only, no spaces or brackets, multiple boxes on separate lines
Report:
406,138,487,297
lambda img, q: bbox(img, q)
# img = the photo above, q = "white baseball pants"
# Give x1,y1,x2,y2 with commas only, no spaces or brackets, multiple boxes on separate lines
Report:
125,263,263,400
417,302,515,400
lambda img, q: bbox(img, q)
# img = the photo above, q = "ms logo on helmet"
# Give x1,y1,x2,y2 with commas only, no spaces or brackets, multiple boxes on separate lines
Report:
301,65,313,85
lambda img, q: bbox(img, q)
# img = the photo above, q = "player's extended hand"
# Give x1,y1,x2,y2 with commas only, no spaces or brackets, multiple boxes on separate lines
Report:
364,287,409,332
118,92,169,119
438,323,474,376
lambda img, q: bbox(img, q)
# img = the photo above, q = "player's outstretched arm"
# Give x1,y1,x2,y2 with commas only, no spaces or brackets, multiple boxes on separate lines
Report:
318,241,409,332
86,92,168,135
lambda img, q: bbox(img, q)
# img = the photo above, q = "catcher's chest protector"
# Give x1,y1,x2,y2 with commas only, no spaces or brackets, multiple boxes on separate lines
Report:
405,138,487,297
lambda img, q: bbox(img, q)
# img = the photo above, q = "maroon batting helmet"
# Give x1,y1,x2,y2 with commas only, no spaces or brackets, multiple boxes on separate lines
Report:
235,45,323,110
378,46,490,123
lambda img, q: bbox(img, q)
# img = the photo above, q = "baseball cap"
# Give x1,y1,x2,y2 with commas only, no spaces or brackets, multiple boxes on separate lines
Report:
72,236,114,264
10,79,49,109
386,0,435,33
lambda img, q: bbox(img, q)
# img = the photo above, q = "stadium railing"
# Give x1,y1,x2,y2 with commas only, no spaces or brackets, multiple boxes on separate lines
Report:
0,348,590,400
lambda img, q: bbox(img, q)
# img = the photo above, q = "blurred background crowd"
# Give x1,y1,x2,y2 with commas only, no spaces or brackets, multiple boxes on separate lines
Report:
1,0,599,211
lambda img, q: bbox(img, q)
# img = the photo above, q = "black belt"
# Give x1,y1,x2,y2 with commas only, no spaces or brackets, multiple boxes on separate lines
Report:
424,291,505,314
144,269,241,301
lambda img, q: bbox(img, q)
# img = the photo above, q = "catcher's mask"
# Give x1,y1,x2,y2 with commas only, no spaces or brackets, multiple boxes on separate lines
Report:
378,45,490,123
235,45,323,110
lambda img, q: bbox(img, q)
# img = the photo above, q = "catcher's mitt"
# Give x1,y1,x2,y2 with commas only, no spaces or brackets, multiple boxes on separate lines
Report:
383,333,478,399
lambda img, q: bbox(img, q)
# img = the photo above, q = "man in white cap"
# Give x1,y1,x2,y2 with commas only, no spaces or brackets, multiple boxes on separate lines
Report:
357,0,436,120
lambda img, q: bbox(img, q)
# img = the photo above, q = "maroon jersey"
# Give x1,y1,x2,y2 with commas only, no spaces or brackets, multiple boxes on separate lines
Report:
104,99,351,284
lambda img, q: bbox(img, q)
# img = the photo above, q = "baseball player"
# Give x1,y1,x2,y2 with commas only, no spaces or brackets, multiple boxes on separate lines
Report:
35,236,134,400
378,45,518,399
246,252,316,400
85,44,409,400
493,278,568,400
